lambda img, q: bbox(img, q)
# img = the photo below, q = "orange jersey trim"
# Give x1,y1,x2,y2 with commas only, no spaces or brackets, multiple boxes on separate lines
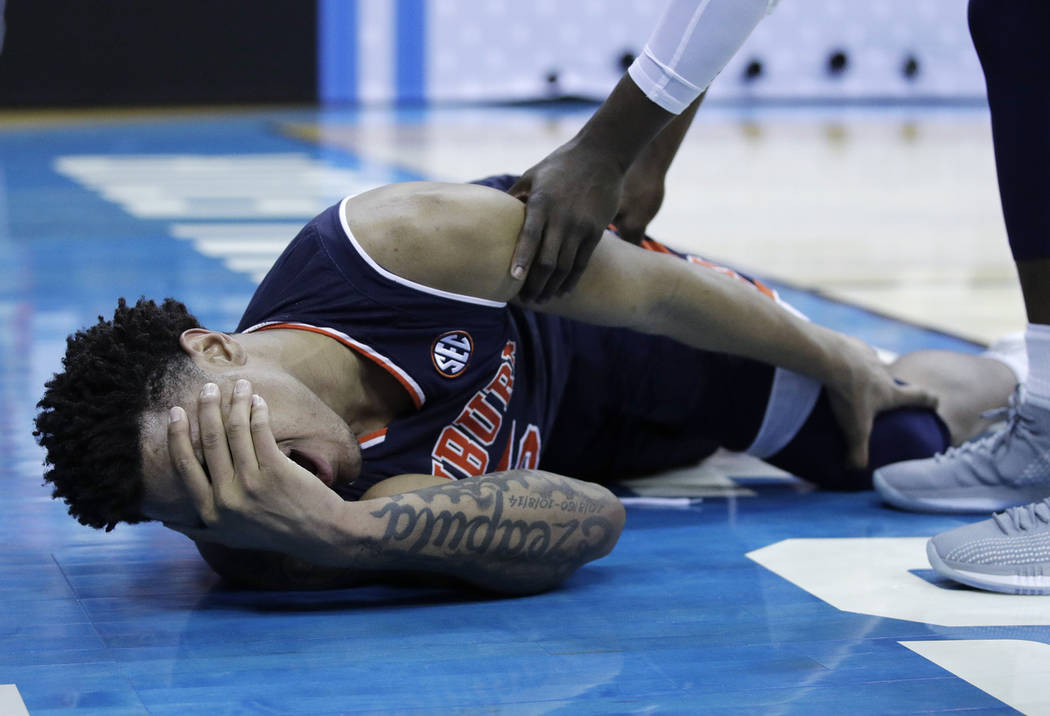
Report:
641,239,777,301
358,428,388,449
641,238,674,254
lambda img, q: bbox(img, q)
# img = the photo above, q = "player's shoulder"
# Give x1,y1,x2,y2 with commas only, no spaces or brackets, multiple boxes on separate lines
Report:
347,181,521,230
344,181,524,303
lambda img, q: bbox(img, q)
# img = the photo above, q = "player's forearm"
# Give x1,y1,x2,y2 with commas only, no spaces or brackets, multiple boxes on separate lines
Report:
649,259,851,387
543,239,853,389
319,470,626,594
195,540,372,591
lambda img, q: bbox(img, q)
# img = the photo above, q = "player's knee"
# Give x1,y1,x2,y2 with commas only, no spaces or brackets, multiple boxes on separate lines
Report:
768,398,950,492
867,407,951,472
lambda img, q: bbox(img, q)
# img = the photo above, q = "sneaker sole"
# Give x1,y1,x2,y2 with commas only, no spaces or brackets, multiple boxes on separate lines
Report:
873,471,1021,514
926,539,1050,595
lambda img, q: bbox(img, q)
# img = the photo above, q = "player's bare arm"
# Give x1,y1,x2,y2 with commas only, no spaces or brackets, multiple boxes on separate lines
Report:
349,180,937,467
167,379,625,594
193,474,451,590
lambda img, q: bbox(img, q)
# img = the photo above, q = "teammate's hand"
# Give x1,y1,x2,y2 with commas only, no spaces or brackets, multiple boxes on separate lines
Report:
611,155,666,246
165,379,346,558
509,140,625,303
825,336,939,468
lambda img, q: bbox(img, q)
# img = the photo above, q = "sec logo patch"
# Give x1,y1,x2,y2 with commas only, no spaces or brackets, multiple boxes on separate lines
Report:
432,330,473,377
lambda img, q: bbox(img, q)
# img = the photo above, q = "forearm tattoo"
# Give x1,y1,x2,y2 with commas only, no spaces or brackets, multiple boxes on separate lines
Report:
198,471,621,593
365,470,622,589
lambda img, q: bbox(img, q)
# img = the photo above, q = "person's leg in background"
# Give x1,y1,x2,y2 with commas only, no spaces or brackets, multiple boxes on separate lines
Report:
876,0,1050,593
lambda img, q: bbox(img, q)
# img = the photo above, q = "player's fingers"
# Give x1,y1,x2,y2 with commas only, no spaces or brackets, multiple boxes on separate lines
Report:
510,194,548,289
507,175,532,202
519,223,563,304
558,228,603,296
249,393,284,466
197,382,235,485
535,238,574,303
844,411,873,469
167,405,218,525
225,379,259,473
611,209,643,246
536,214,600,302
890,383,940,411
616,224,643,247
530,221,573,303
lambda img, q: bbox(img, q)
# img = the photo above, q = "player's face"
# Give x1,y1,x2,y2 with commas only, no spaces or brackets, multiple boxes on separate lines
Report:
137,366,362,528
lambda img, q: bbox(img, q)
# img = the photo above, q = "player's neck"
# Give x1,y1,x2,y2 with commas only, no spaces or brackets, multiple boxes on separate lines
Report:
244,328,410,434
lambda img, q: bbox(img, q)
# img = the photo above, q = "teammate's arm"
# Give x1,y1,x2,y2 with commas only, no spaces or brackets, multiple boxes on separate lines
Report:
507,76,673,301
166,390,624,594
349,181,936,467
509,0,776,301
612,91,704,246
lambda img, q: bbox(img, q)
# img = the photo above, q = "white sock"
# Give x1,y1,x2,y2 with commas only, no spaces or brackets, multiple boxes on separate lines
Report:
981,331,1028,384
1024,323,1050,407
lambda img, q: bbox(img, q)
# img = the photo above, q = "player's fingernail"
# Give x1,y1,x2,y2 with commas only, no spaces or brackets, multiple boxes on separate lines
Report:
201,383,218,398
169,407,182,423
511,265,525,280
252,394,264,408
235,379,249,395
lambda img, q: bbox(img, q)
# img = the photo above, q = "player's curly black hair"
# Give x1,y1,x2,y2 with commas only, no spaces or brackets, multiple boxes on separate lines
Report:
33,297,204,531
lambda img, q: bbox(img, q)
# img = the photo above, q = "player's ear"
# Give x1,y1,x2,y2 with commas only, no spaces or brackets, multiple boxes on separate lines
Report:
179,328,247,367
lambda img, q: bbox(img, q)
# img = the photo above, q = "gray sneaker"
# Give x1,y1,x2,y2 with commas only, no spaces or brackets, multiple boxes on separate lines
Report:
873,388,1050,513
927,498,1050,594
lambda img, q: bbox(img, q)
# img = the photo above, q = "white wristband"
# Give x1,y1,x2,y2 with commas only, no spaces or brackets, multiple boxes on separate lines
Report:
627,0,772,114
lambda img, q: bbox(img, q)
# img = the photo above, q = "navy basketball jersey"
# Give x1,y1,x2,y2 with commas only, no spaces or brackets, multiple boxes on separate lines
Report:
236,196,574,499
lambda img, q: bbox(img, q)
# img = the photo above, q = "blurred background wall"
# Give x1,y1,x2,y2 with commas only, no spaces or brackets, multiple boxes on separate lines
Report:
322,0,985,106
0,0,985,108
0,0,316,106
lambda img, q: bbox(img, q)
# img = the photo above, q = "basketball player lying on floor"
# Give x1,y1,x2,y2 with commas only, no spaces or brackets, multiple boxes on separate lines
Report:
34,175,1019,594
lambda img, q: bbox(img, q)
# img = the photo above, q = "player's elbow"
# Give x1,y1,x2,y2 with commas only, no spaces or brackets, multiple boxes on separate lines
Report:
474,483,625,596
629,263,689,337
550,483,626,585
597,491,626,558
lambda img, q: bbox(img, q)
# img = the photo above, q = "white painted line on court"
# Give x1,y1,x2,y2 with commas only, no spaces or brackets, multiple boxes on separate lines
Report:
901,640,1050,715
53,153,387,219
748,537,1050,627
0,684,29,716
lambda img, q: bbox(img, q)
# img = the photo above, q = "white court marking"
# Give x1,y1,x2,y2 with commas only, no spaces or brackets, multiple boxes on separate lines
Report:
0,684,29,716
900,640,1050,716
750,538,1050,711
53,154,386,219
618,449,796,498
54,154,399,282
747,537,1050,627
170,222,302,282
